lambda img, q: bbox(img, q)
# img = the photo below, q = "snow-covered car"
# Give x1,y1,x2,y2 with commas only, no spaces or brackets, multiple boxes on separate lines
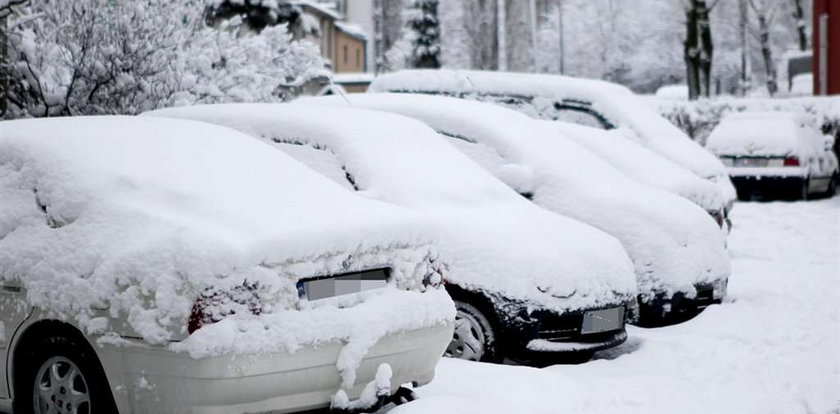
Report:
369,69,737,222
707,111,838,200
541,121,731,232
298,93,732,326
146,104,639,364
0,116,455,414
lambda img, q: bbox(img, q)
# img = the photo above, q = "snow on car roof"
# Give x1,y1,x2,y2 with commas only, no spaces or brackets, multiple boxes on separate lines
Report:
0,116,448,352
542,121,726,212
706,111,816,157
370,70,730,185
147,103,639,313
298,93,731,297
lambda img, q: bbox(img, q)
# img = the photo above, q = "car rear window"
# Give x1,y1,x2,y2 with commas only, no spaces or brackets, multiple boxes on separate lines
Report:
274,142,358,191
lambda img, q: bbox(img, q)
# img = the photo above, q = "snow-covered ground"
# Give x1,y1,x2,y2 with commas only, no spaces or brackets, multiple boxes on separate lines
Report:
388,198,840,414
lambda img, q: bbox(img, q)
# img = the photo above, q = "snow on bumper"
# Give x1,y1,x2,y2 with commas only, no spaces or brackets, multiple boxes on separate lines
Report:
103,323,452,414
96,289,454,413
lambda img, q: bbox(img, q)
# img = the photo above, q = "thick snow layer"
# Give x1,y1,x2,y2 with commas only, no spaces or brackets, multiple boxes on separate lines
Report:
298,94,731,300
392,198,840,414
0,117,452,364
706,112,820,157
369,70,735,205
146,104,638,314
543,121,726,213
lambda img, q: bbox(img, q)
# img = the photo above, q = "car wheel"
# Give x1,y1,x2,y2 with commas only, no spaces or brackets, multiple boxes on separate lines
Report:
15,333,117,414
445,301,499,362
800,179,810,201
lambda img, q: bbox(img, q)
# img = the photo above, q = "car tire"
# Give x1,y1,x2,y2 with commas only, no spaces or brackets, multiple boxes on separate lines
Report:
826,176,836,197
800,179,810,201
14,333,117,414
445,300,500,363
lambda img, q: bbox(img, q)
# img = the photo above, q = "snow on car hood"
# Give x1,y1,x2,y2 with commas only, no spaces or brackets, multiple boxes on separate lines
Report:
0,117,453,363
706,112,818,158
146,104,638,313
543,121,726,213
370,69,737,204
300,94,731,298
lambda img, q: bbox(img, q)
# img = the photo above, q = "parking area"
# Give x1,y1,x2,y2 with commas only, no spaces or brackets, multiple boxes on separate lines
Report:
390,197,840,414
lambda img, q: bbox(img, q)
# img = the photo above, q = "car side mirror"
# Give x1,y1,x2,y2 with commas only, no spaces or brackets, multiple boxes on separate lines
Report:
497,163,536,196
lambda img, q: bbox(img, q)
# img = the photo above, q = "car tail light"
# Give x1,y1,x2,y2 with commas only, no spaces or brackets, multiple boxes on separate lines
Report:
783,157,800,166
188,283,262,334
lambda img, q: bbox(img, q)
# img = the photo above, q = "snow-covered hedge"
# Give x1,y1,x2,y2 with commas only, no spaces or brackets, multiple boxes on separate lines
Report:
1,0,326,119
653,97,840,145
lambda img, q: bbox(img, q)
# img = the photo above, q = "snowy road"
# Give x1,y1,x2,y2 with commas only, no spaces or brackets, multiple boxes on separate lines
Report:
390,198,840,414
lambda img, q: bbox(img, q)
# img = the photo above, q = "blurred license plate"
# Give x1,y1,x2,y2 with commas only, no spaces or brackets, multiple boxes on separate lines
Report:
733,158,768,167
298,269,388,301
581,307,624,334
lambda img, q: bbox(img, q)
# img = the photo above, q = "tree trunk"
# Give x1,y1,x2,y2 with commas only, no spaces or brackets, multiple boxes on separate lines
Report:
1,15,7,117
756,12,778,95
739,0,749,95
792,0,807,51
685,1,701,100
697,0,713,98
497,0,506,70
373,0,385,73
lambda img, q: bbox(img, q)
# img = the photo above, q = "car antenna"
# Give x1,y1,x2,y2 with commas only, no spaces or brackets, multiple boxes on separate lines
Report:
327,76,354,107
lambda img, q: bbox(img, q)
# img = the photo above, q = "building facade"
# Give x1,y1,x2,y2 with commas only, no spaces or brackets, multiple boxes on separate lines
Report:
813,0,840,95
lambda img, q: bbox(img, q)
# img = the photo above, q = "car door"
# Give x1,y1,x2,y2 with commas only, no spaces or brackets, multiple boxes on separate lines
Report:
0,280,32,400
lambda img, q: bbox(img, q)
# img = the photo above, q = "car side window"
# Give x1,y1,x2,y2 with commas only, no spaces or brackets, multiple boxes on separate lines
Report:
273,142,358,191
440,132,508,173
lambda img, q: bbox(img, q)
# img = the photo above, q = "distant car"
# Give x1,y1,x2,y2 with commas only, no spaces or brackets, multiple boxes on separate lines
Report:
0,116,454,413
296,93,732,327
147,104,640,364
541,121,731,233
369,69,737,223
707,112,838,200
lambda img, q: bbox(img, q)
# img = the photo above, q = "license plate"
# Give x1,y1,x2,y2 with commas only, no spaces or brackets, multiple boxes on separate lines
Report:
733,158,769,167
297,269,388,301
581,307,625,334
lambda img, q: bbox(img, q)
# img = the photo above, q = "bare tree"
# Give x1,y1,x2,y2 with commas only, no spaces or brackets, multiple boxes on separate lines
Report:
748,0,780,95
1,0,29,116
791,0,807,51
684,0,719,100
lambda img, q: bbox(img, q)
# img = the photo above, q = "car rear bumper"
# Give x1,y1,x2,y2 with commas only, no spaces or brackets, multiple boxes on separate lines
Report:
637,279,727,326
98,323,453,414
730,175,805,197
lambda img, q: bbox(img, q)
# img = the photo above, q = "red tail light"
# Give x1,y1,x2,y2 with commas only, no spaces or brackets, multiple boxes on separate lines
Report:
188,283,262,334
783,157,800,166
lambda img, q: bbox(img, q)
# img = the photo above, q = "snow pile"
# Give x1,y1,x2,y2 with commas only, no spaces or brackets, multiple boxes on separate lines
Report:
370,69,736,204
147,104,638,316
706,112,816,157
301,94,731,299
397,198,840,414
0,116,453,363
543,121,726,213
655,85,689,100
653,96,840,145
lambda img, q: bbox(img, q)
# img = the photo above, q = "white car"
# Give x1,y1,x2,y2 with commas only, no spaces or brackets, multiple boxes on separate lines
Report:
298,93,732,326
707,111,838,200
369,69,737,220
543,121,730,232
147,104,639,364
0,116,454,414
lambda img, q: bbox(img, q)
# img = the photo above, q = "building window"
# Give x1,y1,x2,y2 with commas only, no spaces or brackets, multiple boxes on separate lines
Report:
356,48,361,67
343,45,348,65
